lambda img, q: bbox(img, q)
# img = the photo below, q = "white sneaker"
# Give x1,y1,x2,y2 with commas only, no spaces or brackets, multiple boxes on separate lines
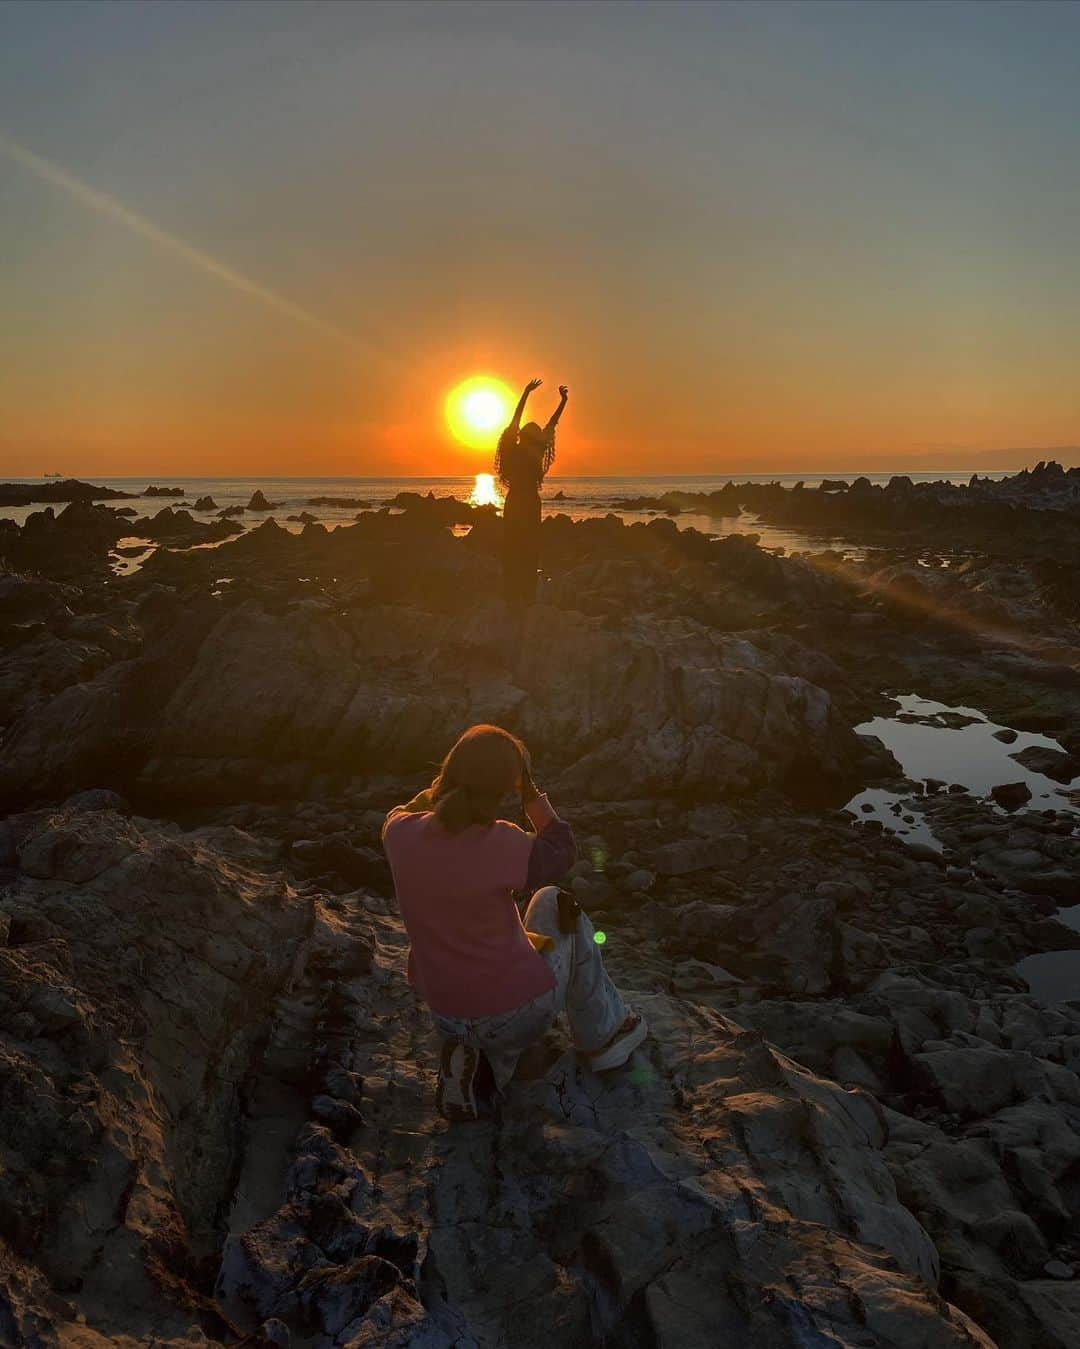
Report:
589,1013,648,1072
435,1039,480,1122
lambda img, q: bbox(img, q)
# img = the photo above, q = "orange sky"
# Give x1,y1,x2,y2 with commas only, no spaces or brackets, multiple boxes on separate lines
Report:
3,3,1080,478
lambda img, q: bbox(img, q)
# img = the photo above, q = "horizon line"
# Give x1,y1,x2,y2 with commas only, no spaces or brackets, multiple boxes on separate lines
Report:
3,467,1038,483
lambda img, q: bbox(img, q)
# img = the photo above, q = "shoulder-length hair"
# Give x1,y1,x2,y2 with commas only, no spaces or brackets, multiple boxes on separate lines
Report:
431,723,526,833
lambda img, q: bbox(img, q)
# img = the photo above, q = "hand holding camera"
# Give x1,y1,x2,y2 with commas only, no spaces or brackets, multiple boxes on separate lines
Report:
519,748,541,806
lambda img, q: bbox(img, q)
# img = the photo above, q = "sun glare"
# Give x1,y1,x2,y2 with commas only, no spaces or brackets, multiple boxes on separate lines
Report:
445,375,514,450
469,472,502,508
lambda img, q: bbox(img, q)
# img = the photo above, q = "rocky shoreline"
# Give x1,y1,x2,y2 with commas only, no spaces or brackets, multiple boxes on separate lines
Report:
1,466,1078,1346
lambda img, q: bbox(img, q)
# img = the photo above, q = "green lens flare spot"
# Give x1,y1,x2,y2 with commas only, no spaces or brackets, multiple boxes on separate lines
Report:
593,930,607,944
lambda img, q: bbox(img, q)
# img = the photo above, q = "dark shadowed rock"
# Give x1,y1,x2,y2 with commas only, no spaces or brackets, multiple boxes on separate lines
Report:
653,834,748,875
992,781,1034,810
0,806,996,1348
0,808,310,1344
0,501,125,580
61,787,131,814
130,507,243,546
0,478,135,506
1009,744,1079,783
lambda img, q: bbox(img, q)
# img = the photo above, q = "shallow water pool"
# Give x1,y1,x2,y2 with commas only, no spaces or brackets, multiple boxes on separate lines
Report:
1015,950,1080,1004
1016,903,1080,1004
859,695,1077,806
845,694,1079,849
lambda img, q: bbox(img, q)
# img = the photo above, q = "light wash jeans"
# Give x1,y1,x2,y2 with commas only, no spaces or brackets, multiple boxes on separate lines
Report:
430,886,629,1090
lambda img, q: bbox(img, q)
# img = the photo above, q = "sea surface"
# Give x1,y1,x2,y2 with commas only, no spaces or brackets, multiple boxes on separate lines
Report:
1,470,1015,558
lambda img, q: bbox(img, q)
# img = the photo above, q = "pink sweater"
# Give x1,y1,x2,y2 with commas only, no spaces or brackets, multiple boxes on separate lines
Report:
382,794,562,1018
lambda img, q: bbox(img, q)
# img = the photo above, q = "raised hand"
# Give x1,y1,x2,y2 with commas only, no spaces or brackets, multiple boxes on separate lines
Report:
520,759,540,805
558,385,569,398
510,379,541,429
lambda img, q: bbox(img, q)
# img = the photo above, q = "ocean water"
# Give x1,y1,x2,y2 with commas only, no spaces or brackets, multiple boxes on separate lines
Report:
1,470,1015,558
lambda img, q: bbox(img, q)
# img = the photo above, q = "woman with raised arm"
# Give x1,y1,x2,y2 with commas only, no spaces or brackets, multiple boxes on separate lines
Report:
382,724,647,1122
494,378,568,608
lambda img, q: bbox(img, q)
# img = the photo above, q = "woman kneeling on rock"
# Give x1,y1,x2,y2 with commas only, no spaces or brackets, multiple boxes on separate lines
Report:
382,724,647,1121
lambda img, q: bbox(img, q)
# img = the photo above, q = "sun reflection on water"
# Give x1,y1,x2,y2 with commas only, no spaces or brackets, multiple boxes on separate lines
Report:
469,472,503,508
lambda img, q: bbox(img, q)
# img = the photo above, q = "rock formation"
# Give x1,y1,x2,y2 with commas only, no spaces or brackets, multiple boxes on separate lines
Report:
0,479,136,507
0,805,996,1347
1,467,1078,1346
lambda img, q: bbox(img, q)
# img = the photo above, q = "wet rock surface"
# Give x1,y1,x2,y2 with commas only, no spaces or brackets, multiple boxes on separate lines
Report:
1,466,1078,1346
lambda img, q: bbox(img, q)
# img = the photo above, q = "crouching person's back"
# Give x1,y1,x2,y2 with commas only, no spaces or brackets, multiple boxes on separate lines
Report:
382,723,647,1121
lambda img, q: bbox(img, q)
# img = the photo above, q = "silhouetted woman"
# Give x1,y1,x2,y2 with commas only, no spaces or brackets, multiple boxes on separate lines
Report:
495,378,568,608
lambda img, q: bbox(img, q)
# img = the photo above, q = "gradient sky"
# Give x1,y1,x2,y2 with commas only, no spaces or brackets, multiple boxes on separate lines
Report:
2,0,1080,476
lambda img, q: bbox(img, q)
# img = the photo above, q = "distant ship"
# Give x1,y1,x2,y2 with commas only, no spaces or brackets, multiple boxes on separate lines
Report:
43,471,65,478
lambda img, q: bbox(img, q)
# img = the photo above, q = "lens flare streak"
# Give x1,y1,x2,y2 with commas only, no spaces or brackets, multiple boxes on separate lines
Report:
0,130,388,361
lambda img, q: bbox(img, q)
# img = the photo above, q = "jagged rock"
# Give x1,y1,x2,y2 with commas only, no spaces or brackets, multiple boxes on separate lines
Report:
3,466,1079,1348
991,781,1034,810
248,490,282,510
862,970,976,1053
0,501,125,580
61,787,131,814
914,1045,1080,1120
1010,744,1079,783
290,836,390,888
964,925,1013,960
653,833,748,875
408,995,989,1347
735,1000,895,1078
885,1100,1080,1346
0,807,310,1344
0,593,864,810
670,957,741,991
0,478,136,506
743,891,839,994
839,920,891,987
130,506,243,546
385,491,476,525
0,573,77,621
0,802,1003,1348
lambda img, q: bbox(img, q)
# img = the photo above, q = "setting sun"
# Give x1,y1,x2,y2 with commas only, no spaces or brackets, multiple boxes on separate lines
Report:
445,375,514,451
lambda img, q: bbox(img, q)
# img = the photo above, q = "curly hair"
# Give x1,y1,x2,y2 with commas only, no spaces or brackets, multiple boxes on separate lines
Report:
494,423,556,488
